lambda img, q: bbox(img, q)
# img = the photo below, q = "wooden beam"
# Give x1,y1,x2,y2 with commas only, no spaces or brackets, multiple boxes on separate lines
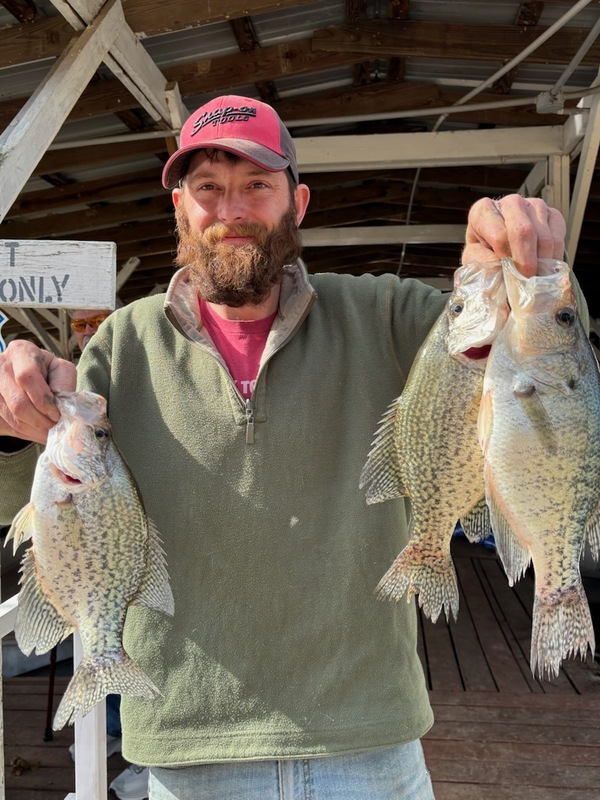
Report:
0,0,123,223
0,36,370,130
312,20,600,65
301,224,466,246
295,126,569,173
50,0,175,127
0,0,319,67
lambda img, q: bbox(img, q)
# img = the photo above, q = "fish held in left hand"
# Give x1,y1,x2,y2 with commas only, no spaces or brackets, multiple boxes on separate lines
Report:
360,260,508,622
5,391,174,730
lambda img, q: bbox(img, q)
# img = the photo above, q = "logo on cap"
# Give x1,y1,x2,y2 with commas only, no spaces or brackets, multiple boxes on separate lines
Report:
192,105,258,136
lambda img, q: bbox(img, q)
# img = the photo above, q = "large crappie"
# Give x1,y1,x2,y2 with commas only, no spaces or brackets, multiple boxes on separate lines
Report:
360,260,508,622
6,391,174,729
479,258,600,678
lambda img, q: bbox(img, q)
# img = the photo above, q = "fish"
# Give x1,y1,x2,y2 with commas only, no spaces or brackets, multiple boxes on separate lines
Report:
478,257,600,678
360,260,509,622
5,391,174,729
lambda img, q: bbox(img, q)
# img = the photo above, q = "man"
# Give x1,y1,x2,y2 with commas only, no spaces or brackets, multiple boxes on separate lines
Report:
69,308,112,352
0,95,571,800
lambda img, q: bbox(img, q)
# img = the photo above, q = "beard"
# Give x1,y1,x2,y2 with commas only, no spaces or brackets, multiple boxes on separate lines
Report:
174,203,303,307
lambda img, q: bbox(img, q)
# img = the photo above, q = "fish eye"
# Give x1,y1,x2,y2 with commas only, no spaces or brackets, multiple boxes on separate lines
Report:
94,428,109,440
555,307,575,327
450,302,464,317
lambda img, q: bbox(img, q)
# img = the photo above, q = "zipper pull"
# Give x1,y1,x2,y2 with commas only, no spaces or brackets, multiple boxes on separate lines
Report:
245,399,255,444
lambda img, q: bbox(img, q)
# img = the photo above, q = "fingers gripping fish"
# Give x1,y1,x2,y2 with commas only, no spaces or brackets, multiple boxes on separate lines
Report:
5,391,174,729
360,261,508,622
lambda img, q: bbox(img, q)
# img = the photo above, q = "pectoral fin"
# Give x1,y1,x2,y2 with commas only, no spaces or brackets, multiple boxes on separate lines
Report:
477,389,493,454
513,381,557,455
5,503,36,555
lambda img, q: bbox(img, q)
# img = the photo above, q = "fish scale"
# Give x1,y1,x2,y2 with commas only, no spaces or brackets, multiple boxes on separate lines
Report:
5,390,174,729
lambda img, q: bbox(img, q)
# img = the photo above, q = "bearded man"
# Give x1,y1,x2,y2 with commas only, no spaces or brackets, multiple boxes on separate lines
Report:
0,95,572,800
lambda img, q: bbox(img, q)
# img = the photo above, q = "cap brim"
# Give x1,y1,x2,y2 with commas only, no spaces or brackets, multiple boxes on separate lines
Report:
162,138,292,189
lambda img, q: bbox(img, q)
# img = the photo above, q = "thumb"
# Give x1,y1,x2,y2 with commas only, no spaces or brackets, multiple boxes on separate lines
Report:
46,356,77,396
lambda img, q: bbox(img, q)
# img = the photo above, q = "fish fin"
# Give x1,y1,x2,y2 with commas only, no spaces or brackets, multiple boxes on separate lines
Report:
530,585,595,680
460,497,491,543
131,519,174,616
53,652,161,730
376,542,459,623
513,382,557,455
360,398,407,504
5,503,36,555
15,549,73,656
584,497,600,561
477,388,493,455
487,493,530,585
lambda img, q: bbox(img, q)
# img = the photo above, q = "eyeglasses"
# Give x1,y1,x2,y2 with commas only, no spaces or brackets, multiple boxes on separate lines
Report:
70,314,110,333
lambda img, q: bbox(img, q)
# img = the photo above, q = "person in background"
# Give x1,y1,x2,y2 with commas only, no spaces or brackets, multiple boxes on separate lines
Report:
0,95,578,800
69,308,111,351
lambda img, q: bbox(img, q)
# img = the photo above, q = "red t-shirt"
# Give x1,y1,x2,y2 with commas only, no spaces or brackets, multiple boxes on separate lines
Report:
199,298,277,399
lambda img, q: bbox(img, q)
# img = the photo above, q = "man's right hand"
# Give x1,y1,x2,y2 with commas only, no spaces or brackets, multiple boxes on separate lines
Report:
0,341,77,444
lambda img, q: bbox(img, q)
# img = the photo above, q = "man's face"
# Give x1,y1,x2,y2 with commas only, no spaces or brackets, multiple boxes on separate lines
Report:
70,309,110,350
172,151,310,307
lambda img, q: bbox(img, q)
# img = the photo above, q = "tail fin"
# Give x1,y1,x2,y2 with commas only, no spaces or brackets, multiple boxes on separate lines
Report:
530,586,595,680
53,652,160,731
376,543,459,623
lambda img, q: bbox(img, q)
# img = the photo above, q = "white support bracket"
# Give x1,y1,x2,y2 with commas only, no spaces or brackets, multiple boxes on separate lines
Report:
566,83,600,266
542,154,570,221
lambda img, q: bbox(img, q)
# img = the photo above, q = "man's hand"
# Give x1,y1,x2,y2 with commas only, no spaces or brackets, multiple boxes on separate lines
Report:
464,194,566,277
0,341,76,443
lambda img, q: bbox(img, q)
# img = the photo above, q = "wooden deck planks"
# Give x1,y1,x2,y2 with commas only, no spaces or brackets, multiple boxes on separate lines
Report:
4,676,126,799
425,690,600,798
418,538,600,799
2,536,599,799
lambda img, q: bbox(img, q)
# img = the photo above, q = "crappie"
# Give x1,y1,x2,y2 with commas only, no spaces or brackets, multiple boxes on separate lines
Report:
479,258,600,678
360,260,508,622
6,391,174,729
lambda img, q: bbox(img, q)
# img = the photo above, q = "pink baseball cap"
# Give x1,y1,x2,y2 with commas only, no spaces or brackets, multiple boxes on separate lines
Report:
162,95,299,189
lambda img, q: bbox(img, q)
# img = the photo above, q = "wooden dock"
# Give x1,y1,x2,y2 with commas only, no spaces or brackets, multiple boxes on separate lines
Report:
3,537,599,799
421,537,600,800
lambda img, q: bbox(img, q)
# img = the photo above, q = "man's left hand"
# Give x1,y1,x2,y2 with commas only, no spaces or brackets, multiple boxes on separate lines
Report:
463,194,566,277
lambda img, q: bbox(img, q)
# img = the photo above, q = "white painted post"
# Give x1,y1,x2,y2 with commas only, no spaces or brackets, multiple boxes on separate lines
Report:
64,633,107,800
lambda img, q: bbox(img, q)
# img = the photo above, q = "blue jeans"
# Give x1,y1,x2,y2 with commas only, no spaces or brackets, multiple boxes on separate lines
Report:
106,694,122,739
148,740,435,799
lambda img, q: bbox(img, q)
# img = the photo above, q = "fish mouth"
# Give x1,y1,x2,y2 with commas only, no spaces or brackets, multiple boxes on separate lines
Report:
461,344,492,361
50,463,83,486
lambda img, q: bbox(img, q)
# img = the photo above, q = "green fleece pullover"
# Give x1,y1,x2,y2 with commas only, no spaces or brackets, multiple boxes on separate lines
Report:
2,262,445,766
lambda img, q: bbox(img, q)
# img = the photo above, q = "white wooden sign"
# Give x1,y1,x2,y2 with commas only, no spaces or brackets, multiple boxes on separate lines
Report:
0,240,116,309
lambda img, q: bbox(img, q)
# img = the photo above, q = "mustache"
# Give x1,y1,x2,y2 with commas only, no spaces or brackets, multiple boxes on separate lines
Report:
200,222,270,247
